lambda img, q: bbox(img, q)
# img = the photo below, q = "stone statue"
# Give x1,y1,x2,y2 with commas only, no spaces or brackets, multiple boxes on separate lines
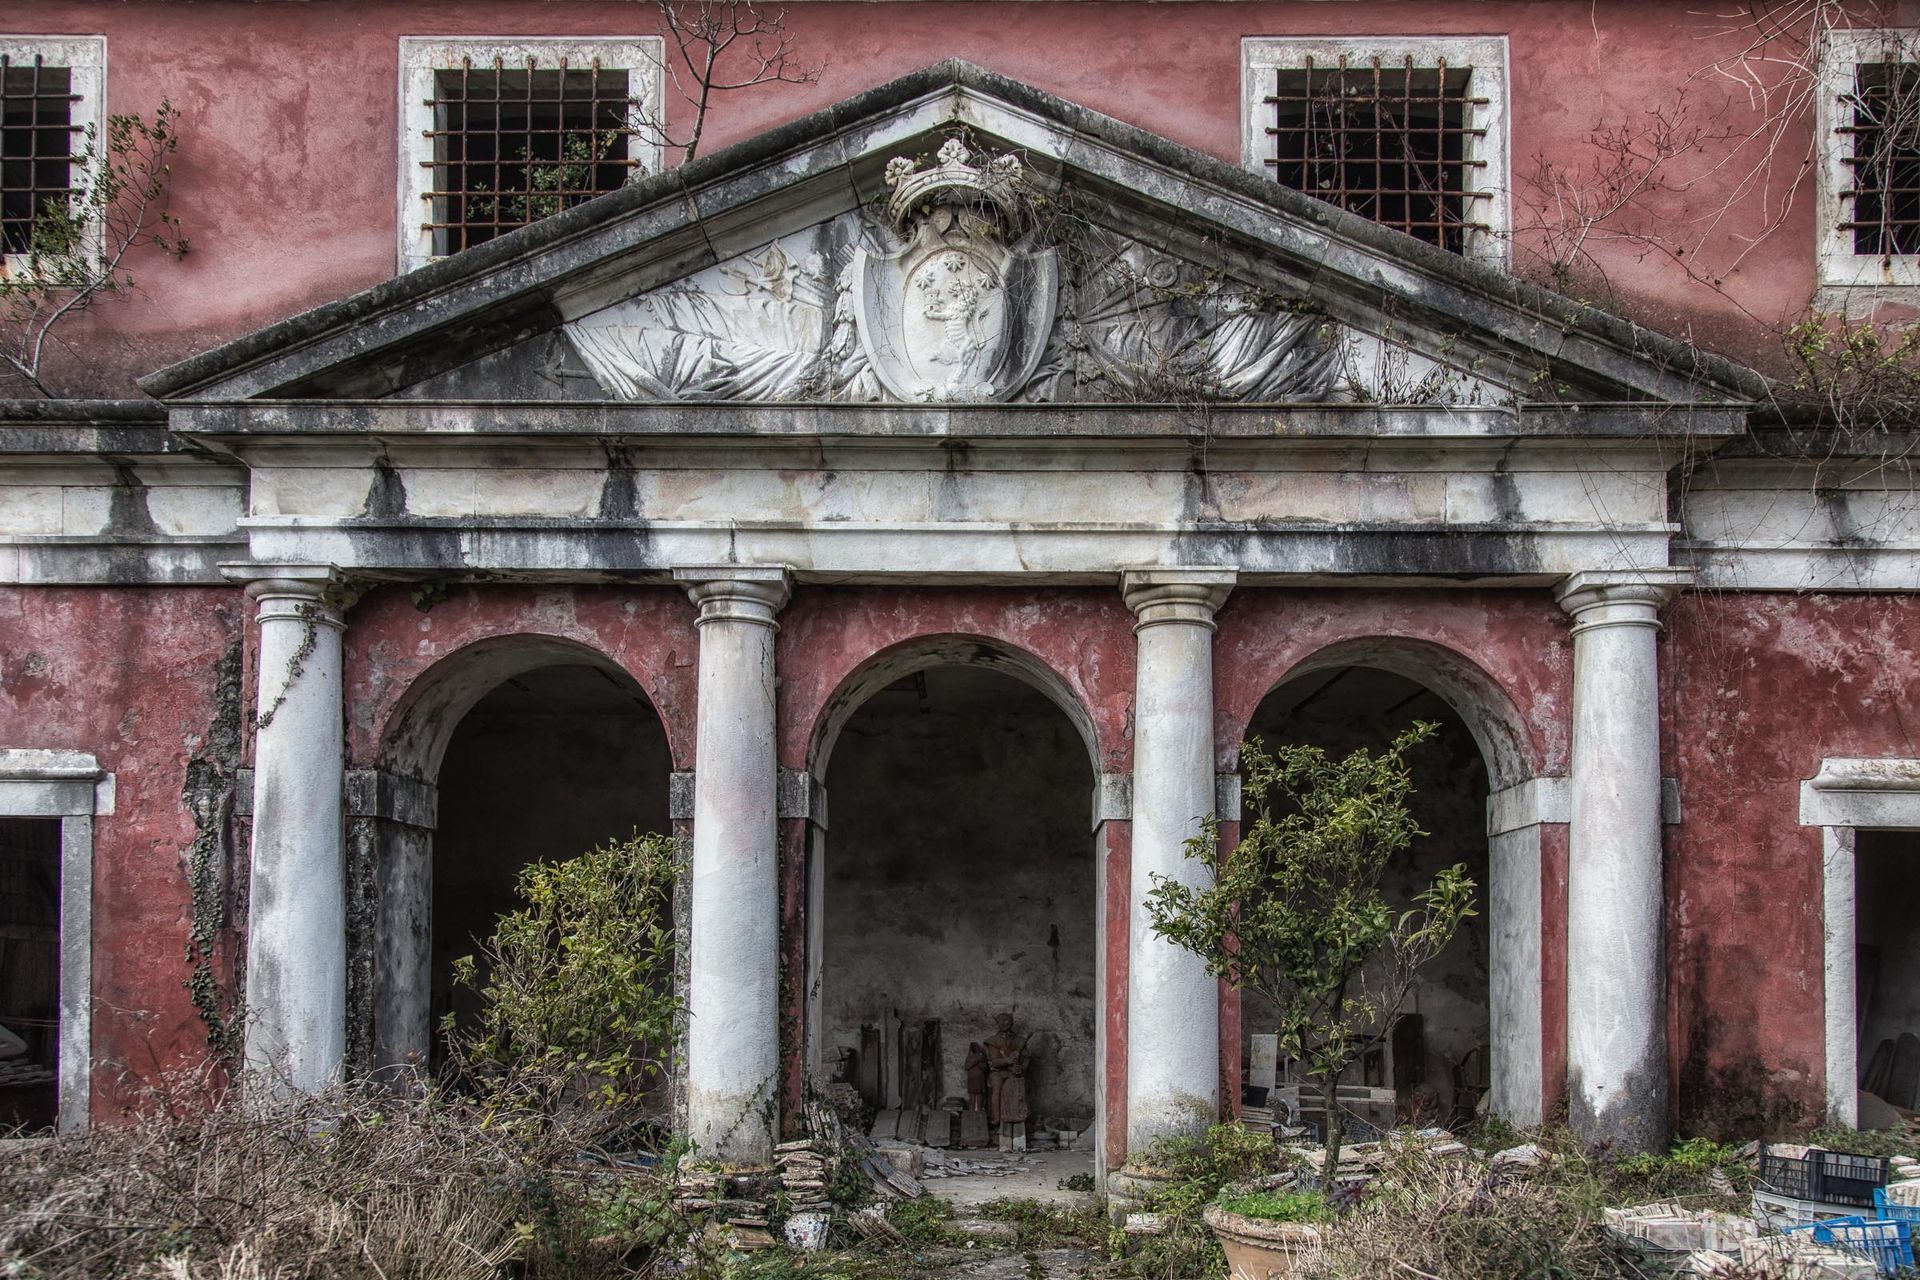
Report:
984,1012,1031,1152
965,1041,989,1112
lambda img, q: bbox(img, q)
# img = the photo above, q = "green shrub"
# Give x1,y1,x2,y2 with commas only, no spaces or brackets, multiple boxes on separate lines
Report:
447,830,682,1115
1214,1188,1331,1223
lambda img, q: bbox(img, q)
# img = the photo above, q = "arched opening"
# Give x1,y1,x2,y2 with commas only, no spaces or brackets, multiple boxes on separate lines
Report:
368,637,675,1082
814,654,1099,1170
1240,664,1495,1132
431,661,673,1040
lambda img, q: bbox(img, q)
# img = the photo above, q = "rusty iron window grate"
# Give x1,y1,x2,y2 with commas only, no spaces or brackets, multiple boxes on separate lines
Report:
1262,57,1488,254
422,58,638,257
0,55,79,257
1842,61,1920,256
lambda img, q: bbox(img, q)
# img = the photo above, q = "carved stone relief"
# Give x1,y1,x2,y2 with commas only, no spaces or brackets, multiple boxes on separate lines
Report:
563,140,1349,404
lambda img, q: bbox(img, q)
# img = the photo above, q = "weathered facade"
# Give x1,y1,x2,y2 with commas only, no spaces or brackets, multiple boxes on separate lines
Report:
3,4,1918,1167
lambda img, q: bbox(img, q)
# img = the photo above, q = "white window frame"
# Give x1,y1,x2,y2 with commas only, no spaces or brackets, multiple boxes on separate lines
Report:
1241,35,1510,266
1818,28,1920,291
0,748,112,1134
1801,757,1920,1127
0,36,106,280
397,36,666,274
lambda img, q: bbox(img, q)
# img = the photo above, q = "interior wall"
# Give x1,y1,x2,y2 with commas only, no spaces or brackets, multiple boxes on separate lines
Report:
821,665,1097,1126
1240,667,1492,1122
432,663,672,1033
1857,829,1920,1104
0,816,60,1130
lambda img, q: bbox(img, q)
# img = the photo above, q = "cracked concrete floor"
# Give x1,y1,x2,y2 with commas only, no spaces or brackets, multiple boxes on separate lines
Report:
927,1150,1099,1214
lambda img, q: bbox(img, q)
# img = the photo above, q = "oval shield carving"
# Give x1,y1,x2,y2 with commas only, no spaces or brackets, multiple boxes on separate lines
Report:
852,142,1058,403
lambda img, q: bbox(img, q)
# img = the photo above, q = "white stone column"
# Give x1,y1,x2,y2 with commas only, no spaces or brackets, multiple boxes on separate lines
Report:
1122,568,1234,1152
1555,569,1688,1153
240,569,348,1095
675,566,791,1162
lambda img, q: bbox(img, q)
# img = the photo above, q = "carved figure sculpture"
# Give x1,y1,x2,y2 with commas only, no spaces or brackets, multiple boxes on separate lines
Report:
965,1041,989,1112
984,1012,1031,1151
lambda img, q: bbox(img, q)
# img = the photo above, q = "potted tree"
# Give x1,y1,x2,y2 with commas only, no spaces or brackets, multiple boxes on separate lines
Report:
1147,723,1475,1271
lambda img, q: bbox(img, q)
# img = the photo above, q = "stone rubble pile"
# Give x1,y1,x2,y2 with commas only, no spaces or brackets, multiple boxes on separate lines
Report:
776,1138,832,1211
916,1146,1040,1180
1602,1202,1761,1254
1283,1128,1470,1189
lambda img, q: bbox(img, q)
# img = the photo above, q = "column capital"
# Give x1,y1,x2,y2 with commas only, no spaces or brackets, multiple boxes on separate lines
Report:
674,565,793,628
223,564,351,627
1120,568,1236,631
1555,569,1692,633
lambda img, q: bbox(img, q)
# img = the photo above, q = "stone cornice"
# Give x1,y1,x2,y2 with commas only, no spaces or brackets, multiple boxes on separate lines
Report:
165,400,1749,446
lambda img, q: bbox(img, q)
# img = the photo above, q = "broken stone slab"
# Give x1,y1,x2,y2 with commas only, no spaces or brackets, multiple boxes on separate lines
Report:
850,1205,907,1245
1738,1235,1879,1279
1488,1143,1550,1174
1603,1204,1761,1255
1123,1212,1172,1236
951,1218,1018,1242
878,1144,925,1176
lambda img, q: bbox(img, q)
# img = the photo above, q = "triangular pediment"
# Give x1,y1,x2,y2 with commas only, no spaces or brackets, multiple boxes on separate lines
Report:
142,60,1763,409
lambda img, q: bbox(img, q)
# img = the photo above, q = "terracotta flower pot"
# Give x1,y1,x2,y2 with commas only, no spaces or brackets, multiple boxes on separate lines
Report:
1203,1203,1325,1279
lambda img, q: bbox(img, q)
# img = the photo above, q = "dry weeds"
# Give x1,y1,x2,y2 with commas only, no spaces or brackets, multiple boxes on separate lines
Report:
0,1062,678,1280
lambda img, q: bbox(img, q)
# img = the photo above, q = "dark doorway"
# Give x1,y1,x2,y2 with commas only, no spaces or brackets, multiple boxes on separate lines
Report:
0,816,59,1131
1241,667,1493,1129
431,663,672,1044
1857,829,1920,1113
820,665,1097,1143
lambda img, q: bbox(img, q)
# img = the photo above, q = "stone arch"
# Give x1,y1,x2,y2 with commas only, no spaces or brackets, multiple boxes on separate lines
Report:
801,633,1106,1166
1230,633,1553,1127
378,632,653,781
360,631,674,1078
806,634,1102,780
1232,634,1538,792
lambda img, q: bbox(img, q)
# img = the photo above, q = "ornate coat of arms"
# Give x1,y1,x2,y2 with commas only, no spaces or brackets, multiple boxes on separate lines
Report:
850,141,1058,402
559,138,1347,405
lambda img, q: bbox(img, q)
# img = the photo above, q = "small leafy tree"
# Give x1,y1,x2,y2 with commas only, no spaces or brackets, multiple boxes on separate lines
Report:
446,830,681,1123
1146,722,1476,1172
467,130,627,229
1,100,186,396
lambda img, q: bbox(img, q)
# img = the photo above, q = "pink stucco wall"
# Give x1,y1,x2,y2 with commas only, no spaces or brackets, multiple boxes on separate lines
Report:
0,585,244,1123
1665,592,1920,1135
4,0,1880,393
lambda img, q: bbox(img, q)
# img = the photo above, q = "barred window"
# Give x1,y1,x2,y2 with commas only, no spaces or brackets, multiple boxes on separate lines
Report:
0,39,101,264
1241,37,1508,264
399,39,664,272
426,62,637,257
1263,59,1482,253
1819,30,1920,288
1843,61,1920,258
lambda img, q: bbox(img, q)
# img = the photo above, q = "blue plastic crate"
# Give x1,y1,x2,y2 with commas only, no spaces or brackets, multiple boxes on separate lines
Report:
1785,1215,1914,1276
1873,1188,1920,1227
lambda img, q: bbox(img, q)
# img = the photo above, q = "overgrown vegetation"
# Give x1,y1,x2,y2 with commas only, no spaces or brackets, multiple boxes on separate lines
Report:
1,100,186,396
1214,1187,1332,1223
0,1066,683,1279
444,830,681,1120
467,131,631,228
1146,725,1476,1171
